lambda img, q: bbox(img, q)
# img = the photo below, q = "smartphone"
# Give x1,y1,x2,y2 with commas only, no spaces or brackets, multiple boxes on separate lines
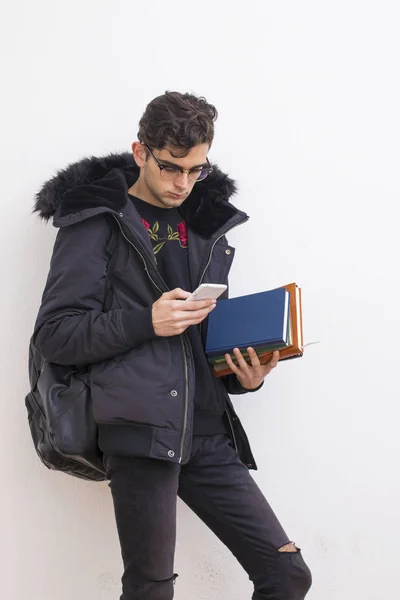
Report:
185,283,227,302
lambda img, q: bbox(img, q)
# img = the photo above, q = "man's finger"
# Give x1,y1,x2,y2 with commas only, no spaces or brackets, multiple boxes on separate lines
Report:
232,348,251,372
164,288,191,300
180,299,216,311
247,347,261,368
269,350,280,366
176,306,215,321
262,351,280,374
224,353,241,375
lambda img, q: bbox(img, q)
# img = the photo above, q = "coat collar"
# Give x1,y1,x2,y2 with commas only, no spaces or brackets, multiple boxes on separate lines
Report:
34,152,248,238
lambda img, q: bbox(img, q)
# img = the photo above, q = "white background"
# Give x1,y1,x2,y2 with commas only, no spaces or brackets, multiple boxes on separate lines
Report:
1,1,399,599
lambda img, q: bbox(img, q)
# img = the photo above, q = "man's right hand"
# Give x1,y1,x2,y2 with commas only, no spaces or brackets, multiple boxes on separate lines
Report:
152,288,217,337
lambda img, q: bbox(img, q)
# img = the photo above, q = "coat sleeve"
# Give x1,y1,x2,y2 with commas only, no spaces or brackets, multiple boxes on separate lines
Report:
220,373,264,395
33,215,157,366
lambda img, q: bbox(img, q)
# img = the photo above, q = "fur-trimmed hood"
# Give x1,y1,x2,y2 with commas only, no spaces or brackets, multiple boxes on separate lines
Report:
34,152,248,238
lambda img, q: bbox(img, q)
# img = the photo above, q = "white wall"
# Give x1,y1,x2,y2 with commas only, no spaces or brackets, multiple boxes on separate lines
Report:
1,1,399,598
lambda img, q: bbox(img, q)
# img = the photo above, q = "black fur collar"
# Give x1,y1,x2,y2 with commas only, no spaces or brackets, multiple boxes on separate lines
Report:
34,152,248,238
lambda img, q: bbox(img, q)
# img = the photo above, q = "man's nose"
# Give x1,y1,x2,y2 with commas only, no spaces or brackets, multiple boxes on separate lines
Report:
174,172,190,188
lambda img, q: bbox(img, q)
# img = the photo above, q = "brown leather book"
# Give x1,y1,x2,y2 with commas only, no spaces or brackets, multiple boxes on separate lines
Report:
213,283,304,378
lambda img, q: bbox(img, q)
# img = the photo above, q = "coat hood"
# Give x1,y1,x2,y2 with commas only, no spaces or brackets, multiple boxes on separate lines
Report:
34,152,248,238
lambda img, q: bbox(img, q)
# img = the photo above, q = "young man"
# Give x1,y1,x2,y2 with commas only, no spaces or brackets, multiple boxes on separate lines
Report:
33,91,312,600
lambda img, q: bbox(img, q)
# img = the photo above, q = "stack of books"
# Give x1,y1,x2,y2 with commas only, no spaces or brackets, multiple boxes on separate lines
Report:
205,283,303,378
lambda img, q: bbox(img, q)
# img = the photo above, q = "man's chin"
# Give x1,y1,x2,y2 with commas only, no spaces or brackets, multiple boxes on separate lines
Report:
162,195,187,207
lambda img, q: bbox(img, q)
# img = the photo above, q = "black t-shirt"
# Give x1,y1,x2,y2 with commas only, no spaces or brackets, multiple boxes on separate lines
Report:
129,195,227,435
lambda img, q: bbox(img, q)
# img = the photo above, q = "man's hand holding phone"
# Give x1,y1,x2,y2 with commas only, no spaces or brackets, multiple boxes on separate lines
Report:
152,288,217,337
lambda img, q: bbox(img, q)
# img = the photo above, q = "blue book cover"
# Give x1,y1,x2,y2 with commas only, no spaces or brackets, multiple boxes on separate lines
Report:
205,288,290,356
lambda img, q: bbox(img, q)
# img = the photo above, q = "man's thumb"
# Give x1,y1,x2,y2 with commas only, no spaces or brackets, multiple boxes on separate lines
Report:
164,288,191,300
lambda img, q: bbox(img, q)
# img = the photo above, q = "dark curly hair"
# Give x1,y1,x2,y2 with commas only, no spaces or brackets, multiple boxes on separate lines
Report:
138,91,218,157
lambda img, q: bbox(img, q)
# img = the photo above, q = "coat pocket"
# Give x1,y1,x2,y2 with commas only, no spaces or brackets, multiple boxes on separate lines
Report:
90,337,185,429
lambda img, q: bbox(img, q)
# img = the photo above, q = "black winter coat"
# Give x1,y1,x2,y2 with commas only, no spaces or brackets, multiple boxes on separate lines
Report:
33,153,258,468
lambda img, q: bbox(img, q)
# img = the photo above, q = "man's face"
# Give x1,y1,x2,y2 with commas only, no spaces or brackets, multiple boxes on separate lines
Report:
135,143,210,209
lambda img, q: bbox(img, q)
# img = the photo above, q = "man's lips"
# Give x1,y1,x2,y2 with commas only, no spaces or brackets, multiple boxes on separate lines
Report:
168,192,187,199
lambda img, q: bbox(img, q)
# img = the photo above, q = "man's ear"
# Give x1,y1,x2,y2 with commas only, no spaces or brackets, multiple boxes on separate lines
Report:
131,142,147,167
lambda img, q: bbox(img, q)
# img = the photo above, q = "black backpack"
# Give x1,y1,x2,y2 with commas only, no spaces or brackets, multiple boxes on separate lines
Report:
25,340,106,481
24,217,120,481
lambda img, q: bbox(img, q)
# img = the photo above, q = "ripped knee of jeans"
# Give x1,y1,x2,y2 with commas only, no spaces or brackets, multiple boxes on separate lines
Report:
273,545,312,597
277,542,299,553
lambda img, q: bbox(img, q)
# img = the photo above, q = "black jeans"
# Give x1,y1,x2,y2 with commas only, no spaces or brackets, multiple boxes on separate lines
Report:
104,434,312,600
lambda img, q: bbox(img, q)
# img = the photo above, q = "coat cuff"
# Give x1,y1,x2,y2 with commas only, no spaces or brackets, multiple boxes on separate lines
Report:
120,307,157,348
221,373,265,395
242,378,265,392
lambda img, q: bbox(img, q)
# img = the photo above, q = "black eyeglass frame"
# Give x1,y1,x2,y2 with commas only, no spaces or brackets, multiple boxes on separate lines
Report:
144,144,213,182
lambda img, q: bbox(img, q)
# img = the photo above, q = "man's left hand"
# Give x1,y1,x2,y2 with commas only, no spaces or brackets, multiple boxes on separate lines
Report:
224,348,280,390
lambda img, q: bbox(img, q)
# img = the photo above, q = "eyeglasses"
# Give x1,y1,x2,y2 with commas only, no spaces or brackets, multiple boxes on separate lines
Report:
144,145,213,182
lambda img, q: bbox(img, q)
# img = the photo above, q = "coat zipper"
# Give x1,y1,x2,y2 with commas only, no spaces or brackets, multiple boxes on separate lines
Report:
112,215,165,295
198,216,249,286
179,337,189,462
112,215,190,463
198,216,249,344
